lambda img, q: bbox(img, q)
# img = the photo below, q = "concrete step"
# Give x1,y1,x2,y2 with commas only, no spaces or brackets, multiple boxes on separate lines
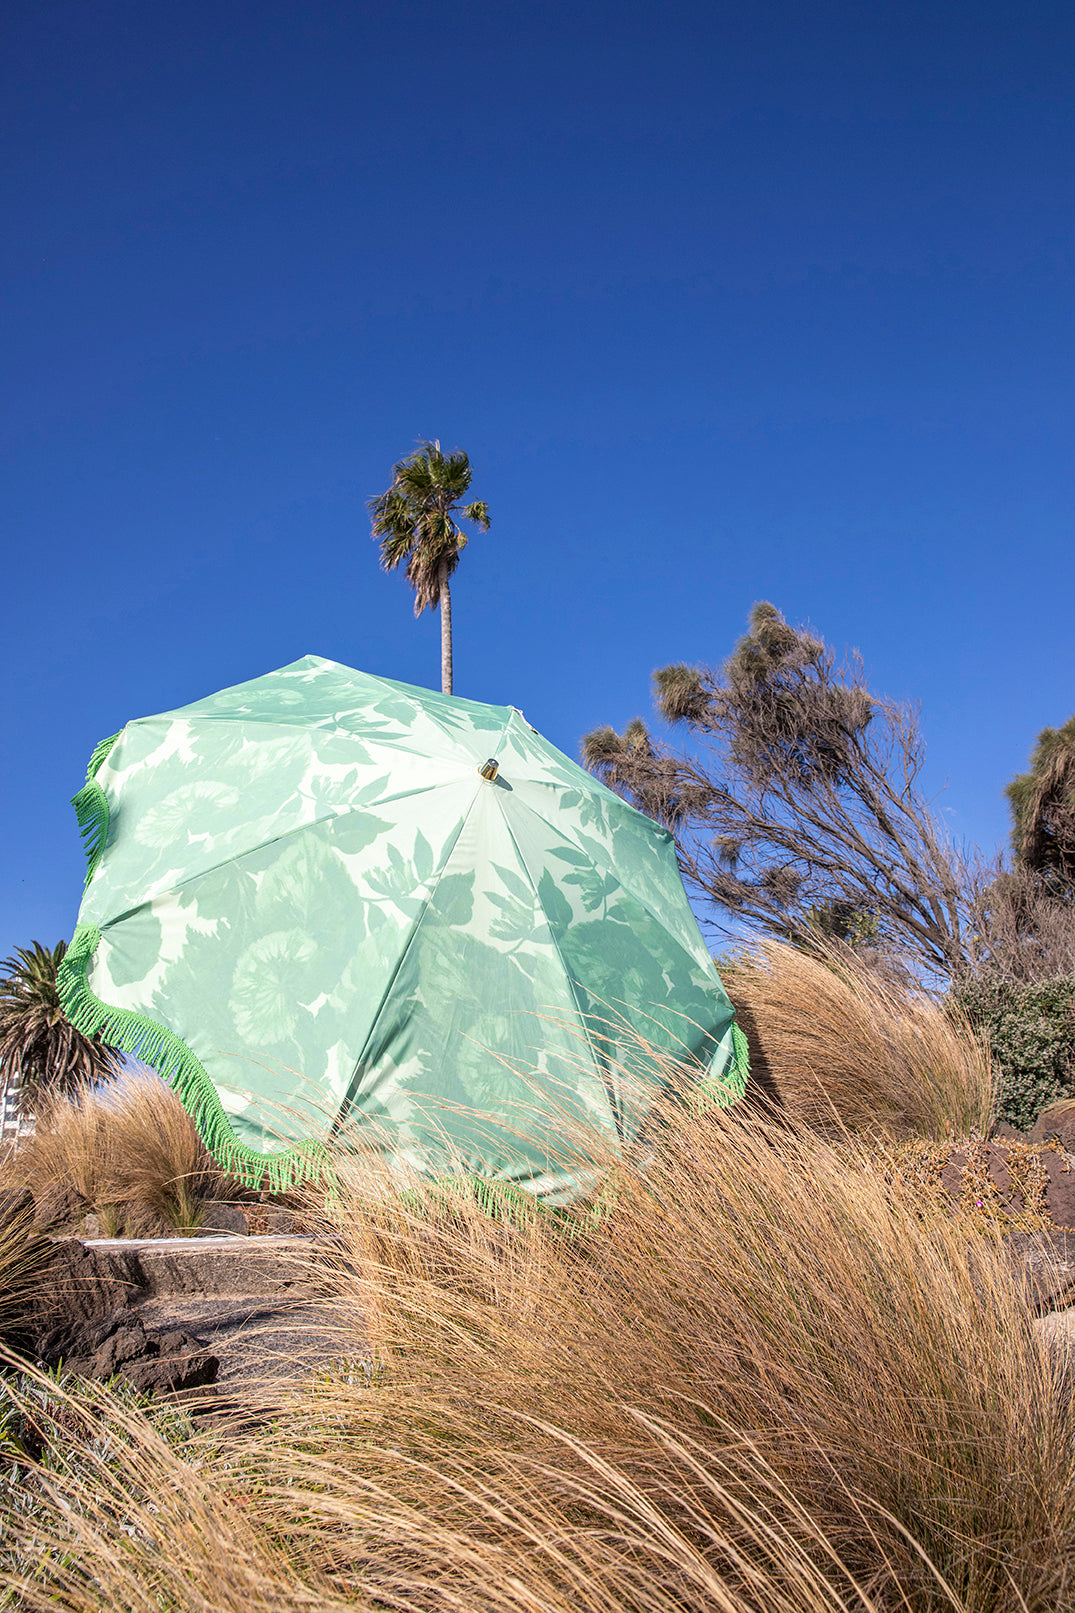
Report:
78,1232,328,1300
35,1234,362,1402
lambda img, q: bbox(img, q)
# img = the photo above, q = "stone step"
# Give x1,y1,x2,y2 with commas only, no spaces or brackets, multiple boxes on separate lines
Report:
78,1232,328,1301
30,1235,358,1403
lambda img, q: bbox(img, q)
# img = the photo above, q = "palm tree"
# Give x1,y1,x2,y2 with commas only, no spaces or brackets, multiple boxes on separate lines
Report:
369,441,490,695
0,941,119,1122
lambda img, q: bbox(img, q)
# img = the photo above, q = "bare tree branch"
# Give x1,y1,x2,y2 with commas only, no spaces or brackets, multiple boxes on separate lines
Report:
582,603,973,986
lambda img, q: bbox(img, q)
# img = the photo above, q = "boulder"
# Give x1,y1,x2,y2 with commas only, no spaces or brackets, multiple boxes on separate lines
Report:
940,1141,1075,1229
1031,1100,1075,1152
1006,1230,1075,1311
36,1308,218,1395
198,1201,250,1235
25,1238,134,1340
0,1187,34,1228
30,1180,86,1231
246,1203,302,1235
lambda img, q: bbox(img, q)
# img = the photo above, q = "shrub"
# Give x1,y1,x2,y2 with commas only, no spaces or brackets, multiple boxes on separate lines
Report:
953,974,1075,1132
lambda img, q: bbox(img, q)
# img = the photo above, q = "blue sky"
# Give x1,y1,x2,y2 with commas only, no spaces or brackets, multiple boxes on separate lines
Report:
3,0,1073,958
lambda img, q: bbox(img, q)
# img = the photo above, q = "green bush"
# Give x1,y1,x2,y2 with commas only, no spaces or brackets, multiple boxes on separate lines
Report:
953,974,1075,1131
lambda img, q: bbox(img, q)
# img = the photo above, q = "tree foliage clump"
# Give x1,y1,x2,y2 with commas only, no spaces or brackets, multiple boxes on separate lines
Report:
0,941,120,1110
953,973,1075,1132
964,864,1075,985
1006,715,1075,891
583,602,970,984
960,716,1075,988
369,440,490,696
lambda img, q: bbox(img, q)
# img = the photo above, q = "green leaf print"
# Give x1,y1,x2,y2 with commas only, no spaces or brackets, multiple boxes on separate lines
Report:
537,870,573,935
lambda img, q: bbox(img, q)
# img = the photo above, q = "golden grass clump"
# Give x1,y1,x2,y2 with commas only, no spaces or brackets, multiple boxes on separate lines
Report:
278,1111,1073,1611
6,1102,1071,1612
1,1074,237,1235
0,950,1068,1612
724,940,994,1140
0,1196,49,1350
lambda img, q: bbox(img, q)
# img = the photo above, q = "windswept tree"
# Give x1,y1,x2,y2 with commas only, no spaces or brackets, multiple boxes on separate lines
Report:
0,940,120,1115
582,602,972,984
1006,716,1075,892
369,441,490,695
958,715,1075,986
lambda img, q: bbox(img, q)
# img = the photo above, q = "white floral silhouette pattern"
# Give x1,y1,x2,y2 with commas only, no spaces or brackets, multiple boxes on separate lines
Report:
77,657,741,1197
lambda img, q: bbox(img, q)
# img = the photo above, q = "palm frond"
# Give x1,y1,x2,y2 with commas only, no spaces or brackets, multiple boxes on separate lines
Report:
462,500,491,530
368,441,488,643
0,940,120,1103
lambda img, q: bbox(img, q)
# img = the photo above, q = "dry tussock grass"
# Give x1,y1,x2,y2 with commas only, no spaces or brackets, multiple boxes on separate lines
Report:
2,1075,236,1234
4,1104,1072,1612
724,940,994,1140
0,956,1063,1609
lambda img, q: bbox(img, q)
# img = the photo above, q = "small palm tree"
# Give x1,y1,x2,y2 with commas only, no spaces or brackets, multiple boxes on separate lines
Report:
369,441,490,695
0,941,119,1118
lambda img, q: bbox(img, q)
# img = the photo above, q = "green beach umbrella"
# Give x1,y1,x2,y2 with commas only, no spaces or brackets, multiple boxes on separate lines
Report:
59,658,745,1199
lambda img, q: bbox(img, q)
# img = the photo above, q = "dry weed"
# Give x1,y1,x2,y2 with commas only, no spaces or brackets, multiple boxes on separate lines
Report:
0,993,1067,1611
273,1108,1072,1610
2,1105,1073,1608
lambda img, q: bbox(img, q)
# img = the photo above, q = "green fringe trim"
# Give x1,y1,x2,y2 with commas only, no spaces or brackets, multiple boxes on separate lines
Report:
86,731,123,780
56,921,330,1193
71,731,122,886
692,1019,751,1114
732,1020,751,1087
398,1174,543,1230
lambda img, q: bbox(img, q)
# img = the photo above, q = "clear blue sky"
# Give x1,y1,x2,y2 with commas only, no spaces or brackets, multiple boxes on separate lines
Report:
3,0,1073,959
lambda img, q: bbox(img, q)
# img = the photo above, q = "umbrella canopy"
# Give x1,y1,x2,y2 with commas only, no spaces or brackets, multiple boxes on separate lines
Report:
59,658,744,1198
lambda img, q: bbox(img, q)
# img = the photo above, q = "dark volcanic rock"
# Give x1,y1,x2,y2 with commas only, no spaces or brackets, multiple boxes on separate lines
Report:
248,1204,302,1235
1042,1151,1075,1229
940,1141,1075,1229
1032,1102,1075,1153
31,1181,87,1231
8,1231,329,1400
1005,1229,1075,1312
941,1143,1021,1211
27,1238,135,1338
198,1201,250,1235
0,1188,34,1227
36,1307,218,1395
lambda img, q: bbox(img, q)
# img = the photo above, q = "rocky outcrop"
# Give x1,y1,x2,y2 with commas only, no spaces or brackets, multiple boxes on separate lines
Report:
940,1140,1075,1229
1032,1101,1075,1153
35,1309,218,1394
1005,1229,1075,1312
11,1232,330,1400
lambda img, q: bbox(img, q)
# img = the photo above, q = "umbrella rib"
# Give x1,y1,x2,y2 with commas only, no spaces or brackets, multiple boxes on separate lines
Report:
326,782,481,1139
504,794,735,1075
509,793,715,974
494,810,625,1142
327,705,518,1137
87,784,468,929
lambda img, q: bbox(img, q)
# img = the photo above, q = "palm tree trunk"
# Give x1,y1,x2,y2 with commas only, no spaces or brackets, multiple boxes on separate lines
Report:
439,557,453,695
